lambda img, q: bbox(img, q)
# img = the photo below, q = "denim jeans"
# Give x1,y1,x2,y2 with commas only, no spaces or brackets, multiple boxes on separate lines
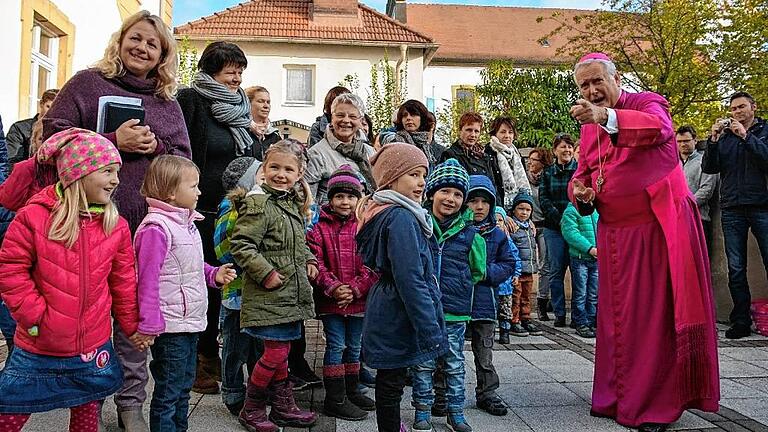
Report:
411,322,466,412
722,207,768,327
149,332,199,432
570,257,598,327
320,315,363,366
220,306,263,407
0,301,16,356
543,228,570,317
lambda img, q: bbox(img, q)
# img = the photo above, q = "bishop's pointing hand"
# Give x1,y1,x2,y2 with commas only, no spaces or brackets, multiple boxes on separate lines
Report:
570,99,609,125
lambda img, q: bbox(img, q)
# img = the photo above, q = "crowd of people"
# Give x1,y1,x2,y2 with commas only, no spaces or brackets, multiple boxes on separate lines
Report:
0,8,765,432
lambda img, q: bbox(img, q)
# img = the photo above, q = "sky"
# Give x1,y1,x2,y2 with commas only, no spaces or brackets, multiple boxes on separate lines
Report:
172,0,606,26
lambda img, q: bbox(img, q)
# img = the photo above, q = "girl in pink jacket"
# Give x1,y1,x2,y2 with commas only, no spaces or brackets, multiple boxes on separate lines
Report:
135,155,235,431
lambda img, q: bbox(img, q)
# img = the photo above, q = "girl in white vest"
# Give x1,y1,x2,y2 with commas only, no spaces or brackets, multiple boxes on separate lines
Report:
134,155,236,431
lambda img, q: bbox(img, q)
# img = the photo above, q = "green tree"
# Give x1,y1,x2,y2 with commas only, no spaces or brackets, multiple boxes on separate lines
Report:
543,0,724,132
476,61,581,148
366,53,407,132
177,36,199,86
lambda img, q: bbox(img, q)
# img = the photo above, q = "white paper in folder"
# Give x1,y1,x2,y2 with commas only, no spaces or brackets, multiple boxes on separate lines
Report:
96,95,143,133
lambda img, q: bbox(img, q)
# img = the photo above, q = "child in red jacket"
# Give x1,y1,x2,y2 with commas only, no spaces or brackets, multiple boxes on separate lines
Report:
306,165,378,421
0,128,148,432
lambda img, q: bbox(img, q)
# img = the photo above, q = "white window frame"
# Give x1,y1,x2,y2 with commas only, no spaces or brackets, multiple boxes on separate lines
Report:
29,22,58,117
282,65,315,107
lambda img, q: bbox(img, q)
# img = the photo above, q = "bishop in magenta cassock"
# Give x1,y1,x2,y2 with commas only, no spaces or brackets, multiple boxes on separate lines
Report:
568,53,720,432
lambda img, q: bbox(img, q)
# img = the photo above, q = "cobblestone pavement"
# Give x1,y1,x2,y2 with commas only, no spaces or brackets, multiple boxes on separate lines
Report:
7,320,768,432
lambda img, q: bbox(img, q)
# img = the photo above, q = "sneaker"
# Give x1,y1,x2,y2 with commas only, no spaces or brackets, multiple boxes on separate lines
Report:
553,316,567,328
292,366,322,388
476,395,508,416
498,328,510,344
359,366,376,388
447,413,473,432
288,373,309,391
510,323,529,337
576,325,596,338
521,321,543,336
412,410,433,432
225,400,244,416
725,324,751,339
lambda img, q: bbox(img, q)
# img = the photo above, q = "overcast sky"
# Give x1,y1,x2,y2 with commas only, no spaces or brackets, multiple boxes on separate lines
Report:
173,0,606,26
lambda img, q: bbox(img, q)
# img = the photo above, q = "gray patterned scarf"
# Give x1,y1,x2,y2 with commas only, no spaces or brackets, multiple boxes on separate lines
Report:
192,72,253,155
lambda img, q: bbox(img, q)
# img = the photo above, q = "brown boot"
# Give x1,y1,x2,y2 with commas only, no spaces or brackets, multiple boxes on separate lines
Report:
239,383,279,432
268,379,318,427
201,354,222,382
192,355,220,394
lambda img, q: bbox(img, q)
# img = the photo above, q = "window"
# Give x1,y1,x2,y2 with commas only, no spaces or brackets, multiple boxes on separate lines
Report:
452,85,477,114
284,65,314,105
29,21,59,117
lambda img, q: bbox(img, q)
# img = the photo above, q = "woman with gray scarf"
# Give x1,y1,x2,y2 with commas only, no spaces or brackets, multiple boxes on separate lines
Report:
305,93,376,205
381,99,439,168
177,41,252,395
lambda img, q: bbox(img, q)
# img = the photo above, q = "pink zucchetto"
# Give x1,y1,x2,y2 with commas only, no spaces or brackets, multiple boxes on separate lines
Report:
578,52,613,63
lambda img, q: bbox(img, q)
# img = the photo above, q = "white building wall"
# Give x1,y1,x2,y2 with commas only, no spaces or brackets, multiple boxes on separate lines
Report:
188,40,425,127
423,64,484,112
0,1,159,127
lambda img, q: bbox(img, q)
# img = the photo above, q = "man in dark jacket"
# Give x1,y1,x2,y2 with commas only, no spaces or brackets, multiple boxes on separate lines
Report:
6,89,58,165
702,91,768,339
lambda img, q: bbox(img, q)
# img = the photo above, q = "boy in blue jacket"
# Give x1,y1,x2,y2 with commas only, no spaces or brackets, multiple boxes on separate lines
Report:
412,159,486,432
561,203,599,338
465,175,519,416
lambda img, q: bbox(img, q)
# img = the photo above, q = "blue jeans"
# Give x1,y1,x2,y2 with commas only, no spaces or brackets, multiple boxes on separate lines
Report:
722,207,768,327
411,322,466,413
543,228,570,317
221,306,263,407
570,257,598,327
0,301,16,356
149,333,198,432
320,315,363,366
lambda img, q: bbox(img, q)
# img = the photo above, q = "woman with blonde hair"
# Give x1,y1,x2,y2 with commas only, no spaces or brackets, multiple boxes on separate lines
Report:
246,86,281,161
42,10,191,431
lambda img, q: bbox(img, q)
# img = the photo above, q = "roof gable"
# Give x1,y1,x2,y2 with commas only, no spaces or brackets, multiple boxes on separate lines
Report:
174,0,435,46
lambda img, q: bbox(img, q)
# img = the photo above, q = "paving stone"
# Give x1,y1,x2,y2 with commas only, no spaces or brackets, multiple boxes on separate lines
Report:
669,411,716,430
497,382,584,407
536,363,595,383
720,348,768,362
513,405,632,432
517,349,594,367
563,382,593,402
719,361,768,379
733,377,768,396
720,378,768,399
721,399,768,424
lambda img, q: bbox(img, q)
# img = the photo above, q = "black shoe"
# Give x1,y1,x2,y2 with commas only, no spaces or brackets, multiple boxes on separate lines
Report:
569,320,577,329
431,401,447,417
292,366,322,388
576,325,596,338
638,423,668,432
546,300,553,312
725,324,751,339
477,396,508,416
521,320,543,336
498,328,510,344
226,400,244,416
537,298,551,321
359,366,376,388
554,316,566,327
510,323,529,337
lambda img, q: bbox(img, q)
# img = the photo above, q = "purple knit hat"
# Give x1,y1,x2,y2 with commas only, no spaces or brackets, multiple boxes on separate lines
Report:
38,127,122,188
327,164,363,199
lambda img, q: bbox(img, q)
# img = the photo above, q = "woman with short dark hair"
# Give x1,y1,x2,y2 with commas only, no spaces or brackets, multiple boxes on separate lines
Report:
382,99,438,166
488,116,531,209
177,40,252,395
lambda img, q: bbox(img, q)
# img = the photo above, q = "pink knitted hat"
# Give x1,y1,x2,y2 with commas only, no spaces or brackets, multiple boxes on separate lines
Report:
38,127,122,188
578,52,613,63
370,143,429,191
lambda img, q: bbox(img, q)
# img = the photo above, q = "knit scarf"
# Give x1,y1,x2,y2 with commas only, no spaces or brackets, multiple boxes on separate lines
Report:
191,72,253,156
460,139,486,160
325,125,376,192
513,216,530,229
359,190,433,237
475,218,496,235
394,130,434,164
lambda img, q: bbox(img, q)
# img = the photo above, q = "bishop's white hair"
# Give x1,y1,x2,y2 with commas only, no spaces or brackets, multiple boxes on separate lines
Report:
573,58,617,78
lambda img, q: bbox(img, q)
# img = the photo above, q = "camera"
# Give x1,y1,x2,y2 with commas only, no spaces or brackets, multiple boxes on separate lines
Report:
718,118,733,131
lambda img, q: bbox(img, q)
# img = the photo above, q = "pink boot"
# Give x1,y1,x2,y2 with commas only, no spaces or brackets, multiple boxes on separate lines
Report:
238,383,278,432
268,379,318,427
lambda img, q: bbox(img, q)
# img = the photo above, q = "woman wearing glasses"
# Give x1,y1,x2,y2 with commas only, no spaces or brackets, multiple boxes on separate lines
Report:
305,93,376,205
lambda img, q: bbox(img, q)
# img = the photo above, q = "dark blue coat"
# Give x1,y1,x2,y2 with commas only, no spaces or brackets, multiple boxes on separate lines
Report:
510,219,538,275
356,206,448,369
702,117,768,209
428,210,478,317
468,175,519,321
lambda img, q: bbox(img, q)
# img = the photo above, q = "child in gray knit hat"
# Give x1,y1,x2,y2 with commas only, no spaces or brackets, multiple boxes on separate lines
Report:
215,156,264,415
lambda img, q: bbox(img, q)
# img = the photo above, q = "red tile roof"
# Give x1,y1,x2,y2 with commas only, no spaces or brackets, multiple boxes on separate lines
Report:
403,4,589,65
174,0,436,46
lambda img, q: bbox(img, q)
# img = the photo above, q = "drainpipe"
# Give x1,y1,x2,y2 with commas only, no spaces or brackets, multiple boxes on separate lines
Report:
394,44,408,106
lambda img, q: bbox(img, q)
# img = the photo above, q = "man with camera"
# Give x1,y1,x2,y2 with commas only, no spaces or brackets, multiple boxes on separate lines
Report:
677,125,719,253
702,91,768,340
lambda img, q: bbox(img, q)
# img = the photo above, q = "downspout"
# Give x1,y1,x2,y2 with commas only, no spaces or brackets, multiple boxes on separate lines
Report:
394,44,408,106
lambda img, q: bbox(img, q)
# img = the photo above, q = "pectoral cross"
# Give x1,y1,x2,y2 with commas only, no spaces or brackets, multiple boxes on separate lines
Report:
596,175,605,193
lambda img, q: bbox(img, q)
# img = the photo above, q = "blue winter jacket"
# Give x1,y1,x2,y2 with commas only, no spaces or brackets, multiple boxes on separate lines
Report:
510,217,538,275
468,175,520,321
356,206,448,369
